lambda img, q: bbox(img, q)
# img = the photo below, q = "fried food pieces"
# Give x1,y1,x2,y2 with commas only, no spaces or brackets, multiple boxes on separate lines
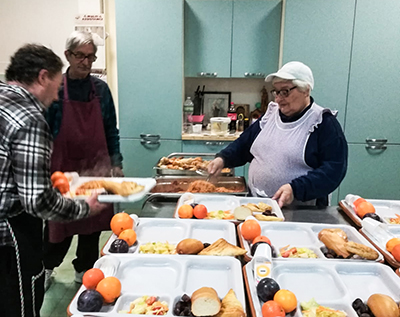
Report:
75,180,144,196
187,180,238,193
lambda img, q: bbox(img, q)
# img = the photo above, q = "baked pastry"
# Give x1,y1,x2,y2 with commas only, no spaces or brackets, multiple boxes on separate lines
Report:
198,238,247,256
176,239,204,255
215,289,246,317
345,241,379,260
191,287,221,316
102,181,144,196
318,228,348,242
318,231,351,258
76,180,105,190
245,202,272,212
254,214,284,222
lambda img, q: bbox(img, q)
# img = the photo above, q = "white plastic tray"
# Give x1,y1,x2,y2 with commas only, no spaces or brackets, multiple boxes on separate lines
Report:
174,193,284,221
238,221,384,263
340,198,400,226
68,254,246,316
68,176,156,203
244,257,400,317
102,217,237,256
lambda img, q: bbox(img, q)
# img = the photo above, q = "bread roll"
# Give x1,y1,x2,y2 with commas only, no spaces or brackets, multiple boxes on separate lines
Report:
191,287,221,316
176,239,204,255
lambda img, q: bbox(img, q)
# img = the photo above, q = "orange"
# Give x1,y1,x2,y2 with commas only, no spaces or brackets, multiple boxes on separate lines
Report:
386,238,400,253
118,229,137,246
178,204,193,219
110,212,134,236
355,201,375,218
253,235,271,246
261,300,285,317
51,171,67,184
353,197,366,209
193,204,208,219
82,268,105,289
96,276,121,303
391,244,400,261
273,289,297,313
241,219,261,241
53,177,70,194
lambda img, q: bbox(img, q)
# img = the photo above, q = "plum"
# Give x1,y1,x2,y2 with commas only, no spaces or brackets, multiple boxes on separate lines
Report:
256,277,280,302
77,289,104,312
109,239,129,253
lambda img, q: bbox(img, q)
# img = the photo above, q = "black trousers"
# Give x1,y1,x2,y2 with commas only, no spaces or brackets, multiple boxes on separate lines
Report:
0,213,44,317
43,224,101,273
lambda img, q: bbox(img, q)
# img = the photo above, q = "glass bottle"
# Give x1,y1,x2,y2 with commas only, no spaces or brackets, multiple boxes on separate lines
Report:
227,102,237,133
183,97,194,133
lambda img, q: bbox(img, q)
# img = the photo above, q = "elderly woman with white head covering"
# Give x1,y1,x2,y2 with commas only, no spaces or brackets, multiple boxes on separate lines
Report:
208,61,348,207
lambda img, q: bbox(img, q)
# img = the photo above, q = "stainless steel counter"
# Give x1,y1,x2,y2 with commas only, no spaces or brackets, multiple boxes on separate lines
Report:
138,194,354,226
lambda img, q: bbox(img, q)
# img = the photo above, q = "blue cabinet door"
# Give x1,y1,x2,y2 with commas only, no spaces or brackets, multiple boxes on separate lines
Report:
338,144,400,200
121,139,182,177
282,0,355,126
115,0,183,139
231,0,281,78
184,0,233,78
345,0,400,143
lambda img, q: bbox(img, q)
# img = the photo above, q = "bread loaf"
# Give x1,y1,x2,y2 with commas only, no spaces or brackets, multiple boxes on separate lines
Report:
191,287,221,316
176,239,204,255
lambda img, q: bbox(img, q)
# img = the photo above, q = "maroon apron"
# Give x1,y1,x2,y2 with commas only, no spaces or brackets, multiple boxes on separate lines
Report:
48,76,114,243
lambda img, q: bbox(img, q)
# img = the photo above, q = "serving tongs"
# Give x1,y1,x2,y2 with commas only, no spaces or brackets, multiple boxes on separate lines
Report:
195,169,214,182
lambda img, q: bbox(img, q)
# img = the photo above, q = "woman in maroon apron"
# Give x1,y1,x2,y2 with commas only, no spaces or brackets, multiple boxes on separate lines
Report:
43,31,123,287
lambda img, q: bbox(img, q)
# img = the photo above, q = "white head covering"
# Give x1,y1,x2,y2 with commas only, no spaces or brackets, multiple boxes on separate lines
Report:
265,61,314,90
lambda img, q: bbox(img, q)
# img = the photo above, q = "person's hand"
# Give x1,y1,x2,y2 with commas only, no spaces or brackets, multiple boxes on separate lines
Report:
272,184,294,208
85,193,109,217
207,157,225,176
111,167,124,177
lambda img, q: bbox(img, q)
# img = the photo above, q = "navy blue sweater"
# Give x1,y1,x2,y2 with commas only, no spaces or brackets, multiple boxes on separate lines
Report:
217,100,348,206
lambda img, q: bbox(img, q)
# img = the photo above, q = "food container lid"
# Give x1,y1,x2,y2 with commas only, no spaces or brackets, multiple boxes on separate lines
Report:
210,117,231,123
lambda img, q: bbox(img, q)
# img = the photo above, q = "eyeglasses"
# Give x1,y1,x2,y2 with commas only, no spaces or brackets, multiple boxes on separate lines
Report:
69,51,97,62
271,86,297,98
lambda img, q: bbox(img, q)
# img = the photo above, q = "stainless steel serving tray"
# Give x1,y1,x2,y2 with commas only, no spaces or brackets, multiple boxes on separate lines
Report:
150,176,248,196
153,152,234,176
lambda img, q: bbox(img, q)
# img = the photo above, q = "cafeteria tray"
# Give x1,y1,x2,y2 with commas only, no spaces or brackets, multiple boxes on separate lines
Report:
174,193,284,222
154,152,233,176
243,256,400,317
237,221,384,263
68,254,246,316
101,217,237,256
340,198,400,227
359,217,400,268
150,176,248,196
68,176,156,203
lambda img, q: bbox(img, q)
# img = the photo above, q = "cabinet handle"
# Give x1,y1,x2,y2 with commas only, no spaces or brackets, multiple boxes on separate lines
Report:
365,145,387,150
365,138,387,144
206,141,225,146
140,134,161,141
244,72,266,78
141,140,160,145
198,72,218,77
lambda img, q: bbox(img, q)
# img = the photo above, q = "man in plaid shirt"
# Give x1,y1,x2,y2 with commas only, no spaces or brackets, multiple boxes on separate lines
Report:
0,44,106,317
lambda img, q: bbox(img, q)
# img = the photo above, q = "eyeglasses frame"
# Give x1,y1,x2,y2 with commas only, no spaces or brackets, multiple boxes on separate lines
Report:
68,50,97,63
271,86,298,98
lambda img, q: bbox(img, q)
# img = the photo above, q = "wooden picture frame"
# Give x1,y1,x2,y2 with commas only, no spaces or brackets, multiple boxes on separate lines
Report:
202,91,231,125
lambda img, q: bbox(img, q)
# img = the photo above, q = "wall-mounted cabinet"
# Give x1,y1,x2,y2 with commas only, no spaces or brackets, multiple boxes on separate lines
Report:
184,0,281,78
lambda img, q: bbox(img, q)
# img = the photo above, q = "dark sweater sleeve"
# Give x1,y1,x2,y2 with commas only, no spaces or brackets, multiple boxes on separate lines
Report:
217,117,262,167
290,113,348,202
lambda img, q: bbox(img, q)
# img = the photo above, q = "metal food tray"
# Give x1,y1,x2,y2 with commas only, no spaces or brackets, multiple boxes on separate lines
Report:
153,152,234,176
244,256,400,317
340,198,400,227
174,194,284,222
237,221,384,263
150,176,248,196
68,254,246,316
101,217,237,256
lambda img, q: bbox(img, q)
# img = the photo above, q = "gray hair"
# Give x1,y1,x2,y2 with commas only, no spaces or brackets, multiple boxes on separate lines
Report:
65,31,97,53
272,77,311,93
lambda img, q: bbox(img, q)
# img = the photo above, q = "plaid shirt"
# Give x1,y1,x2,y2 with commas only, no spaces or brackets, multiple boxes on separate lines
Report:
0,82,89,247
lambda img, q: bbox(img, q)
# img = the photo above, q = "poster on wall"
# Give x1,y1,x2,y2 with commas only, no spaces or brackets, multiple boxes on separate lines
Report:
74,14,105,46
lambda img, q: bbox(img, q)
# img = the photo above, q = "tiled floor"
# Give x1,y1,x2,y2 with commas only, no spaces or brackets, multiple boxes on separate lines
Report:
40,231,112,317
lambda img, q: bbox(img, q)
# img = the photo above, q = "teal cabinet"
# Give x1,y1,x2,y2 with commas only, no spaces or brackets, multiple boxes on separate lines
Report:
121,139,182,177
184,0,233,77
282,0,355,126
231,0,281,78
338,144,400,200
115,0,183,139
182,140,247,176
345,0,400,144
